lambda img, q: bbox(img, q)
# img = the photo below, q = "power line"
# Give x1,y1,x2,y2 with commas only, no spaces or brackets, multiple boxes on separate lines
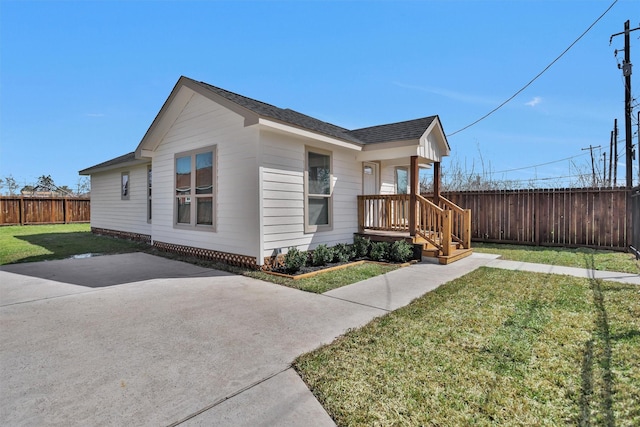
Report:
485,152,590,175
447,0,619,137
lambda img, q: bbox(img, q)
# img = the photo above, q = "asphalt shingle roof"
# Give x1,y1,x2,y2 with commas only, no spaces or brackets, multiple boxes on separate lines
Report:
191,78,436,145
79,152,136,174
81,78,442,172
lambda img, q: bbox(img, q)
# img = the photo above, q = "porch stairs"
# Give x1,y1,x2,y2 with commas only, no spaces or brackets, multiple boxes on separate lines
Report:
357,193,473,265
412,235,473,265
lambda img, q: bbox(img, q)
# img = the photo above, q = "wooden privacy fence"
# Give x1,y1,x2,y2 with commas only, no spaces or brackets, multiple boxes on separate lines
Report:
441,188,631,251
0,197,90,225
632,187,640,251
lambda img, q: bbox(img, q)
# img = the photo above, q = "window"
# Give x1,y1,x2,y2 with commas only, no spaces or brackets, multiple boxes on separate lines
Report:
175,147,216,229
147,166,152,222
305,148,332,232
121,172,130,200
395,167,408,195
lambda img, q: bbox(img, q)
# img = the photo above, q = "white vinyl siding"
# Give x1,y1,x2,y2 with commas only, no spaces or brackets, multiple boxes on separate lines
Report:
90,164,151,235
259,130,360,258
150,93,260,259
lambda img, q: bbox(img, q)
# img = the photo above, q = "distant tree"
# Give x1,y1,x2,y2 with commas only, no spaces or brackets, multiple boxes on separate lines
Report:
2,175,19,195
76,177,91,196
36,175,56,191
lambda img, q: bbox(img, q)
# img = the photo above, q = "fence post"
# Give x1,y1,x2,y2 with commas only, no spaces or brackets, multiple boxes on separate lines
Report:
535,190,541,246
19,196,25,225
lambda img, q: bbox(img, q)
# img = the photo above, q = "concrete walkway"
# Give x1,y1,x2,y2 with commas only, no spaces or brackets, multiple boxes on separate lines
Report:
1,252,638,426
486,258,640,285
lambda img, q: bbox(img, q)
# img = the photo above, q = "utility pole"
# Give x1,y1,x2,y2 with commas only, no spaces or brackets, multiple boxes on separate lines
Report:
611,20,640,188
614,119,619,187
609,129,614,186
582,145,601,187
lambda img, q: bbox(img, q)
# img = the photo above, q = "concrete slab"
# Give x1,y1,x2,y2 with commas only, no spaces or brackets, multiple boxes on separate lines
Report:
0,270,94,307
180,369,335,427
0,256,385,426
324,253,500,311
0,252,230,289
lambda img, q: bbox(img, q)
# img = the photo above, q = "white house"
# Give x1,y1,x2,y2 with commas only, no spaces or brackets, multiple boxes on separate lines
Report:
80,76,469,268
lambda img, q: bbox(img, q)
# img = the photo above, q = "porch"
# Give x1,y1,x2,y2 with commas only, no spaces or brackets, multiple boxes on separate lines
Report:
356,156,472,265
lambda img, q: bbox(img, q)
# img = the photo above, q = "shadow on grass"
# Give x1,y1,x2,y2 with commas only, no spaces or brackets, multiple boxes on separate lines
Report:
1,233,233,288
9,232,148,264
578,252,640,426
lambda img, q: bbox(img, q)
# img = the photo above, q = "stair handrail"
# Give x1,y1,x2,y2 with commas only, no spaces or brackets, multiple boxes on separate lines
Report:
415,194,449,254
437,195,471,249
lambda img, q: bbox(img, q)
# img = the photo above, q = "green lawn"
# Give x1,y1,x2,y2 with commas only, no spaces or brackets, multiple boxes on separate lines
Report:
295,267,640,426
473,242,640,274
246,263,399,293
0,224,149,265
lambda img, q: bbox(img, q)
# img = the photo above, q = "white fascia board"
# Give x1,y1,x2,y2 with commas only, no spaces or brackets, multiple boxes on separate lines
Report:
356,145,419,162
256,118,363,151
135,85,196,156
423,117,451,156
138,149,154,159
79,159,150,176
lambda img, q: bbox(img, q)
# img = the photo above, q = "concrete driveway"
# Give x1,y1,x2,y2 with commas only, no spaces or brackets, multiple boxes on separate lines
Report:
1,253,389,426
1,252,499,426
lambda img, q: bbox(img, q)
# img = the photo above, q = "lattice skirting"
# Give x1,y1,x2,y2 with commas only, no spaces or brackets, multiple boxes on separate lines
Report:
91,227,152,244
153,241,258,270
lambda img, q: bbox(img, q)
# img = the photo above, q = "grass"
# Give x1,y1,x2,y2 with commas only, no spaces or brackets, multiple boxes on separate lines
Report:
473,242,640,274
294,267,640,426
0,224,398,293
245,263,399,293
0,224,149,265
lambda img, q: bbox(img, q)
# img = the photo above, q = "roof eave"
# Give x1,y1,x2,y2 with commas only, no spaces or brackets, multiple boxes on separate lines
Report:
79,158,150,176
134,76,260,158
257,118,363,150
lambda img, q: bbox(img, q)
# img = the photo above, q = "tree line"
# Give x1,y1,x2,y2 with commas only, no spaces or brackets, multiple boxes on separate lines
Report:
0,175,90,197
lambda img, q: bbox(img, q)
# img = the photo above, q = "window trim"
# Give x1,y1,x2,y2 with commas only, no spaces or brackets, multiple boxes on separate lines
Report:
173,146,217,231
121,171,130,200
304,147,333,233
395,166,409,195
147,166,152,223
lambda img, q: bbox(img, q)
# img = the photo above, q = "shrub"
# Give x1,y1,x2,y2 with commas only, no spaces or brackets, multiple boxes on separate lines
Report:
369,241,389,262
353,235,371,259
283,247,308,274
389,240,414,263
312,244,334,266
333,243,355,263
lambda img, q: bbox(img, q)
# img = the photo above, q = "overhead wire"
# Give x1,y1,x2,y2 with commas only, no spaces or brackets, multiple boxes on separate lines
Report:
447,0,619,137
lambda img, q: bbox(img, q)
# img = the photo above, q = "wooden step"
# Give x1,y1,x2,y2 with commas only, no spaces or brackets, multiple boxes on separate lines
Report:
438,248,473,265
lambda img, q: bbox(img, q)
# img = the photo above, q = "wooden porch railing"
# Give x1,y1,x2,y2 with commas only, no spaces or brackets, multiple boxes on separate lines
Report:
437,196,471,250
357,194,410,232
357,194,471,257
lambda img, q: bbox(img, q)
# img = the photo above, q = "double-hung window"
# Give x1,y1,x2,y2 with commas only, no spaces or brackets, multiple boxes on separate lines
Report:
175,146,216,229
305,148,332,232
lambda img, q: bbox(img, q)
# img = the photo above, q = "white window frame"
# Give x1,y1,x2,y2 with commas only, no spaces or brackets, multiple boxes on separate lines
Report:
121,171,130,200
304,147,333,233
173,146,217,231
395,166,409,195
147,166,152,223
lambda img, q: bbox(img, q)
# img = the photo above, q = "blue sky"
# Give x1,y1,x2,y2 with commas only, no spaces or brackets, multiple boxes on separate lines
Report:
1,0,638,191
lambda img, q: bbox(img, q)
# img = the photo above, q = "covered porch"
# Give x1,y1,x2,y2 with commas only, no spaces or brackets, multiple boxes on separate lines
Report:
356,156,472,264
